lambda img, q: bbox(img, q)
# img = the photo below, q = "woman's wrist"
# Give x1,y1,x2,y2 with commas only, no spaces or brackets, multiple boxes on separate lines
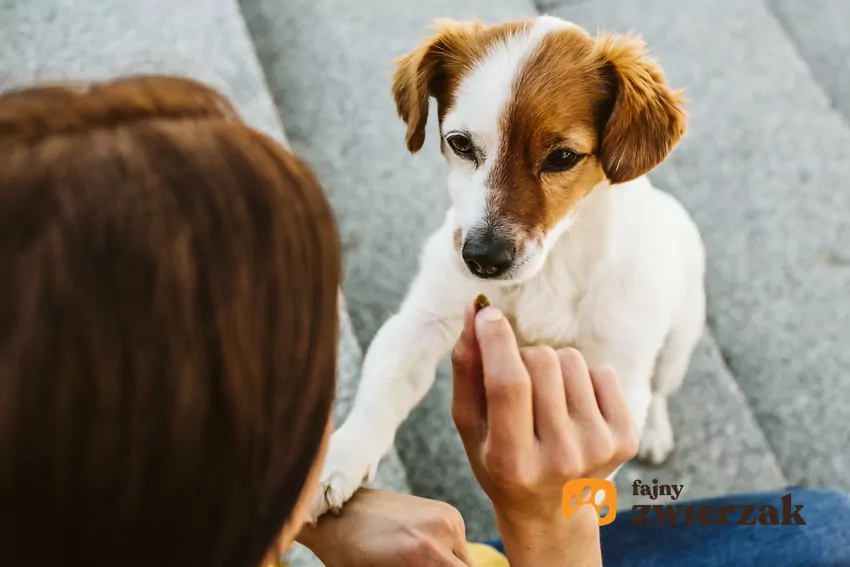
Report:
495,504,602,567
295,525,334,563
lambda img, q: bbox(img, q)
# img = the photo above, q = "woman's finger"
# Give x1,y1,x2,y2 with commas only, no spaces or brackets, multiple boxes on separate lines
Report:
558,347,599,420
589,364,639,454
520,346,568,441
440,504,476,566
447,552,474,567
451,300,486,440
475,307,534,450
451,542,477,566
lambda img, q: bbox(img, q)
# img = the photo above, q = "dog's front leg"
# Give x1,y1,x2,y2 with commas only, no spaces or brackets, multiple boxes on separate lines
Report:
308,223,477,522
313,309,458,518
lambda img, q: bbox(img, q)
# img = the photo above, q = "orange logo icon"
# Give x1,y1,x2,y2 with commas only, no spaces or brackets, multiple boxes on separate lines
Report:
563,479,617,526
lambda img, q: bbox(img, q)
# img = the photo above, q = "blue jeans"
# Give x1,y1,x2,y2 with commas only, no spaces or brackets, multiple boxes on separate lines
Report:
486,488,850,567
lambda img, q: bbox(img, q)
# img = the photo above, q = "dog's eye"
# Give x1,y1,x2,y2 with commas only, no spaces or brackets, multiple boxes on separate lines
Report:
542,149,583,173
446,133,475,159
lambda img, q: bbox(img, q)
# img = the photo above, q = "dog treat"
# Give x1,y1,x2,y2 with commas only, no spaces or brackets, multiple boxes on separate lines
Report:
474,293,490,313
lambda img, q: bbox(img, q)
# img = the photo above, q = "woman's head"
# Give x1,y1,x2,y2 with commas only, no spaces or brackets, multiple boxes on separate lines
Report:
0,76,339,567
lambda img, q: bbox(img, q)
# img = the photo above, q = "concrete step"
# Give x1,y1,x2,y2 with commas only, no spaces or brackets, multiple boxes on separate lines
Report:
769,0,850,124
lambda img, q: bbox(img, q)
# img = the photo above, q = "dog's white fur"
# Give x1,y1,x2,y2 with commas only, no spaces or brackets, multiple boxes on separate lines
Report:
308,16,705,522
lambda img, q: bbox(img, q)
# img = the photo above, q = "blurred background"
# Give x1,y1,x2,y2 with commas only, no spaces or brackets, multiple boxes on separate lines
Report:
2,0,848,561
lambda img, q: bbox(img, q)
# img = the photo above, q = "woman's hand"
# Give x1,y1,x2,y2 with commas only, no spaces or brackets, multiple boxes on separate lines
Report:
451,300,639,565
296,488,474,566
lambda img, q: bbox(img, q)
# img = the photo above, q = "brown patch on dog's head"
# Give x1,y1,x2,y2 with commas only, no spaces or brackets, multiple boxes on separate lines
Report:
486,27,686,244
487,27,612,239
390,18,531,153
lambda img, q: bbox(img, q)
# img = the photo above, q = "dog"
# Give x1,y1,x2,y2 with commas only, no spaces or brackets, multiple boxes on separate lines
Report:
308,15,706,522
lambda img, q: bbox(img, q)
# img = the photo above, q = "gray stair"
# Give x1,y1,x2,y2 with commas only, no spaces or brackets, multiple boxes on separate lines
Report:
769,0,850,123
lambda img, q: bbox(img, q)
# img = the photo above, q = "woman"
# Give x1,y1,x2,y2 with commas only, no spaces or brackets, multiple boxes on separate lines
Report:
1,76,848,567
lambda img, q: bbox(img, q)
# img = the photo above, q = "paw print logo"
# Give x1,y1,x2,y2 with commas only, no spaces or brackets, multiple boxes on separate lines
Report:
562,479,617,526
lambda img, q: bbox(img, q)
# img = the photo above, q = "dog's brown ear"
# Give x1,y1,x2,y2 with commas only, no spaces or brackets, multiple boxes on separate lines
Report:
391,19,484,153
594,34,687,184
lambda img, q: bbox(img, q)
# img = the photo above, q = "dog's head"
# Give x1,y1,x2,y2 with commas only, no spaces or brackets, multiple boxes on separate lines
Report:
392,16,686,282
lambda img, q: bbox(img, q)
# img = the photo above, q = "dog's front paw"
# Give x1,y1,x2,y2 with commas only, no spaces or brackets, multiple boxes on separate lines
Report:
306,430,381,524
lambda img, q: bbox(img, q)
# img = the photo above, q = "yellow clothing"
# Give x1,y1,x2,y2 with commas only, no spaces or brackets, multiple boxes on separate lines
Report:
468,542,510,566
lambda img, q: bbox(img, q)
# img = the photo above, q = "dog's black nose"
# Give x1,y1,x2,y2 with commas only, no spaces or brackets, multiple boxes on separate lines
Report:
462,232,515,279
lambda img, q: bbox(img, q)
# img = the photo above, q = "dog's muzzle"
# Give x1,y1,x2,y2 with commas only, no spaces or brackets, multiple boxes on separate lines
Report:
462,228,516,279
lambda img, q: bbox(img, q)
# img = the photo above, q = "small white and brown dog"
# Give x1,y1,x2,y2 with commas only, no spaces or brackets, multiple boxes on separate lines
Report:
309,15,705,522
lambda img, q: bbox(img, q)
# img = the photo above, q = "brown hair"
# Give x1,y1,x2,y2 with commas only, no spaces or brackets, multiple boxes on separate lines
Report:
0,76,340,567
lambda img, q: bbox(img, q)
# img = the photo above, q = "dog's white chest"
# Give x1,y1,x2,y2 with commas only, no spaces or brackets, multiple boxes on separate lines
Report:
500,277,584,349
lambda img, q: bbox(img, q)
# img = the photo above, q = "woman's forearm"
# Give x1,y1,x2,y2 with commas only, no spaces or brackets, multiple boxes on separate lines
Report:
495,505,602,567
